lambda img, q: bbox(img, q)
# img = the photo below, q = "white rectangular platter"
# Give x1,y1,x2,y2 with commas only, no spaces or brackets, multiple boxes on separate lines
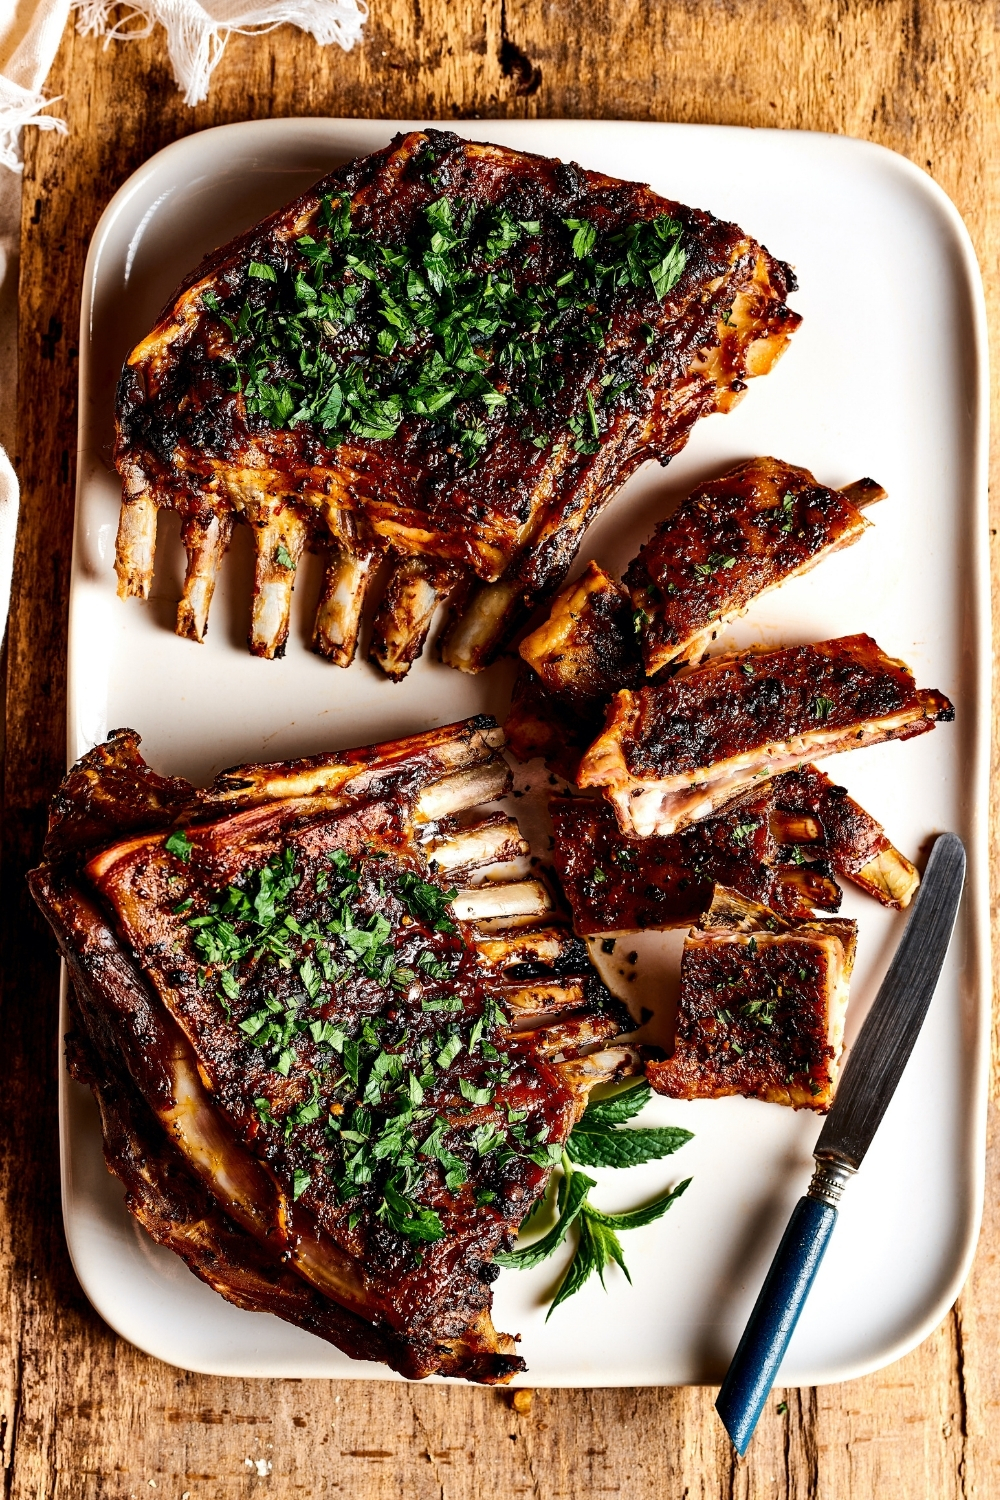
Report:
63,117,990,1386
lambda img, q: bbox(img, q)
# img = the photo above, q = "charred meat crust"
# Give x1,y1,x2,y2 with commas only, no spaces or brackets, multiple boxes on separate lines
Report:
550,764,918,935
624,457,884,673
647,888,856,1112
114,130,799,674
32,718,636,1383
577,634,953,836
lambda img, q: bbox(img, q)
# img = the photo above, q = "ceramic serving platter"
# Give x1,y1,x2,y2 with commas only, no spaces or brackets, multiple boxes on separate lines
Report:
62,117,990,1386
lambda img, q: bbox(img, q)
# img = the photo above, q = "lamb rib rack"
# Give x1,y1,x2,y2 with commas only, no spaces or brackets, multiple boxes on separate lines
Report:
113,129,799,676
577,633,953,837
30,720,637,1383
551,763,919,936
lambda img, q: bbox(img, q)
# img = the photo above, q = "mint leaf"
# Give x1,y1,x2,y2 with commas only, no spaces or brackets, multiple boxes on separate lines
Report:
566,1124,693,1169
494,1167,595,1269
578,1079,651,1127
248,260,277,281
586,1176,692,1231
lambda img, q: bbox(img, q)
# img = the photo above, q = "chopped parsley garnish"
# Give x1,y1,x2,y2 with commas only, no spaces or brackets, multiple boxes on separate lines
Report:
397,870,457,932
812,694,835,720
693,552,737,580
204,188,686,469
165,828,194,862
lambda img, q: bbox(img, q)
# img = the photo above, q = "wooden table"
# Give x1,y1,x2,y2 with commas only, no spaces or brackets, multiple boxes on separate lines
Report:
2,2,998,1494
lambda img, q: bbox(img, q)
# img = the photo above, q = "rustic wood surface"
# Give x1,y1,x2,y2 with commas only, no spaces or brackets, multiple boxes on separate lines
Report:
2,2,999,1495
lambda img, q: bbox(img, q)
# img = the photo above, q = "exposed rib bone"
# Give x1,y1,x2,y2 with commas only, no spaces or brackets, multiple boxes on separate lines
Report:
839,478,888,509
527,1012,623,1061
425,816,528,877
776,867,842,910
249,507,309,659
553,1047,641,1120
473,927,574,974
177,510,234,642
451,880,552,924
313,539,381,667
440,581,518,675
413,759,511,822
769,810,823,844
855,849,920,908
500,982,587,1025
370,555,466,681
114,493,159,601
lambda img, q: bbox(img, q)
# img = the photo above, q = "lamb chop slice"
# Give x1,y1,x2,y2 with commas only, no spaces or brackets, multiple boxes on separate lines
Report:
647,887,857,1112
114,128,799,673
550,763,917,935
577,633,954,837
625,458,884,673
30,719,637,1383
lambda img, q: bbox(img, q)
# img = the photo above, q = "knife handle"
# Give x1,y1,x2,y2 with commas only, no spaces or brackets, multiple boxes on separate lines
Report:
715,1194,837,1455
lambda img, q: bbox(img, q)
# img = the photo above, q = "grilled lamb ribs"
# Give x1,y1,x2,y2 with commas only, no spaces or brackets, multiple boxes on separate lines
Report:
624,457,885,673
504,459,885,779
113,129,799,675
30,720,638,1383
551,764,919,935
647,887,857,1112
577,634,953,837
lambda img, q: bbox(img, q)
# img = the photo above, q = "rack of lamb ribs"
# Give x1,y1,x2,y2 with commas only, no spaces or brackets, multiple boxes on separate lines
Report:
30,720,639,1383
113,130,799,677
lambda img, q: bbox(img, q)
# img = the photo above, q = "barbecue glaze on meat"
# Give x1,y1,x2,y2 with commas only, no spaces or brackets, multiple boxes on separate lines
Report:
625,458,885,673
577,634,954,837
648,887,856,1112
30,721,638,1383
505,459,882,778
113,130,799,675
550,764,918,935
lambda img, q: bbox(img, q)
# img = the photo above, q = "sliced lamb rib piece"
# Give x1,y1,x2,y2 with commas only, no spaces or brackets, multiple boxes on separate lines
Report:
505,559,643,778
647,887,856,1112
30,720,636,1384
550,763,918,935
624,458,884,674
577,633,953,837
113,129,799,674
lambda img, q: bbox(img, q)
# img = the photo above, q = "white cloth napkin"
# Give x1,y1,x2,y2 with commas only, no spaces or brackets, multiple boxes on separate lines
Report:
0,0,366,646
76,0,367,108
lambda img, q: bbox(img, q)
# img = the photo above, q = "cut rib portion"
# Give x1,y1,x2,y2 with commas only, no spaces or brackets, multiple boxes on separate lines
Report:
647,887,856,1112
577,634,954,837
113,129,799,673
550,763,917,935
625,458,884,673
31,718,636,1383
505,561,641,779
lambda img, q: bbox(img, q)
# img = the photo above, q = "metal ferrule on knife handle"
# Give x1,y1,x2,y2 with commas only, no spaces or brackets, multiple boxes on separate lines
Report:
807,1154,857,1208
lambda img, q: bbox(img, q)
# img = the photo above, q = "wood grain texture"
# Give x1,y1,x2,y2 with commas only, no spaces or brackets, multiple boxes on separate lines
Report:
2,2,999,1495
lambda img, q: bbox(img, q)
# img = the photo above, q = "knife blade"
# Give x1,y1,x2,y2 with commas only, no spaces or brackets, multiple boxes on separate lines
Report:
715,831,966,1455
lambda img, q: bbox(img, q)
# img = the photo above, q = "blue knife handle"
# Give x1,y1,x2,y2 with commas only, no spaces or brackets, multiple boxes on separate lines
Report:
715,1194,837,1455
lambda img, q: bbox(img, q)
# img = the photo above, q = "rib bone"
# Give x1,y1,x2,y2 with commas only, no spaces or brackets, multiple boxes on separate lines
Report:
451,880,552,924
313,540,381,667
425,816,528,878
249,505,309,659
177,510,234,642
370,555,466,681
114,493,159,601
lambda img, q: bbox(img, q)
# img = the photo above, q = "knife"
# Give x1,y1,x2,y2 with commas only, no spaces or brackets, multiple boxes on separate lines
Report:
715,830,966,1455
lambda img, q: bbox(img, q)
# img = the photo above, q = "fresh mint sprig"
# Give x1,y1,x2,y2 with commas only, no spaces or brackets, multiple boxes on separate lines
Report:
496,1079,692,1314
